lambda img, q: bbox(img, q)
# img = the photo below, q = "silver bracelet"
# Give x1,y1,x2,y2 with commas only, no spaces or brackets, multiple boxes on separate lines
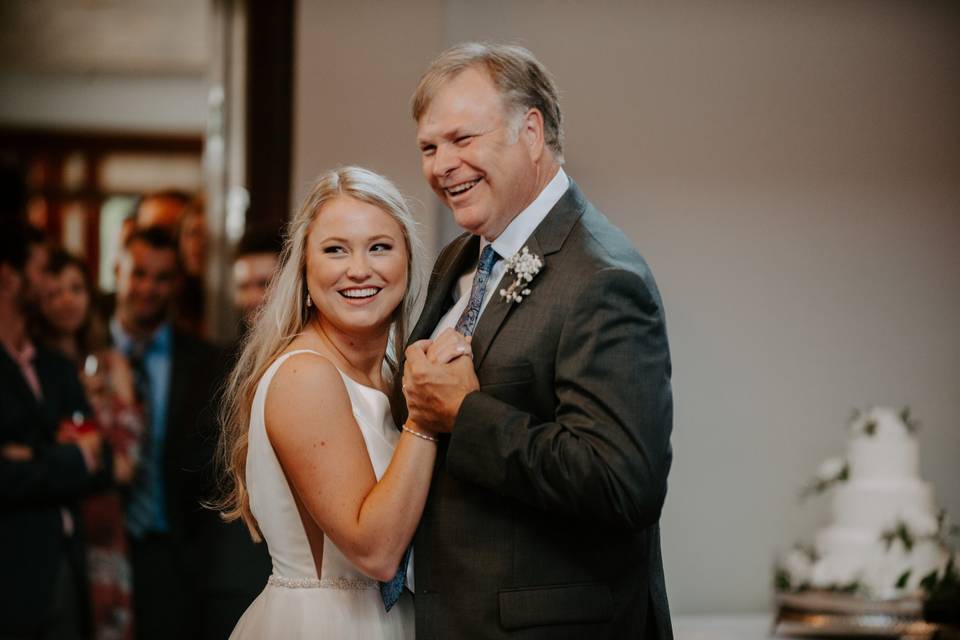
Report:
402,424,439,443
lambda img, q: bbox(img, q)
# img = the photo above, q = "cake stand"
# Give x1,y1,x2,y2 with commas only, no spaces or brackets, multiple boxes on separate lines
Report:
774,590,959,639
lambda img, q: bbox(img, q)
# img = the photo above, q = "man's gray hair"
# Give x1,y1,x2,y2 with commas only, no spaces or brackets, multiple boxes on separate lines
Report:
412,42,565,164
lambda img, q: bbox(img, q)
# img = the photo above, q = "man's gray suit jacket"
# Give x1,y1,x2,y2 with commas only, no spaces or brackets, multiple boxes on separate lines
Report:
404,180,674,639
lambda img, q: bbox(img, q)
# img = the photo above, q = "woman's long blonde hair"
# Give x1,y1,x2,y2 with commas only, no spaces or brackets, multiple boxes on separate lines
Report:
213,166,423,540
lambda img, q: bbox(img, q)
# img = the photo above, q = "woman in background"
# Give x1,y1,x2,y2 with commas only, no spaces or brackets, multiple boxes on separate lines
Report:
174,199,208,337
40,248,143,640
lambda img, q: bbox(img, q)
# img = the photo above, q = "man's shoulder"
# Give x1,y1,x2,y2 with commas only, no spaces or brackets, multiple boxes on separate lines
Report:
172,330,225,365
542,186,663,309
563,197,650,274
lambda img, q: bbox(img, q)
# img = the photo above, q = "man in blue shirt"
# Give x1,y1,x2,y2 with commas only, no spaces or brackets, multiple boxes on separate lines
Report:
112,226,223,640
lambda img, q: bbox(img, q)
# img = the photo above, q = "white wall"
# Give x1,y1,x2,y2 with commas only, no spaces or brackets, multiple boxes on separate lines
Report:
293,0,960,613
293,0,444,255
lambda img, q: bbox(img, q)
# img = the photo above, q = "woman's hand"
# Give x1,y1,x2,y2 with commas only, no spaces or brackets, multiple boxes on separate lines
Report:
105,350,136,406
79,367,110,415
425,328,472,365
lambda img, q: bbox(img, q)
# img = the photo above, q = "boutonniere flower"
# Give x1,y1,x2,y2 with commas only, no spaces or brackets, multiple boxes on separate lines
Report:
499,246,543,304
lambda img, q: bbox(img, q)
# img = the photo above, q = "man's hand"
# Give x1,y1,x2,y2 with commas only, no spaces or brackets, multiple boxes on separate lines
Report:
1,443,33,461
404,336,479,433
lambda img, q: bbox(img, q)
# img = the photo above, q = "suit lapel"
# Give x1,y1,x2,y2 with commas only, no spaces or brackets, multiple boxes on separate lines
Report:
0,348,42,409
165,333,190,469
31,348,63,435
0,348,50,440
470,181,588,368
409,233,479,344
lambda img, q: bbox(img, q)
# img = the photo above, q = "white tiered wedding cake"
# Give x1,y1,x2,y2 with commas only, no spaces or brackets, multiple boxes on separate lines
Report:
780,407,951,598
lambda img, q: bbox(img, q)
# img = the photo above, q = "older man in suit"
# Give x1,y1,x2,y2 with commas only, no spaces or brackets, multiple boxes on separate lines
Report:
402,43,674,639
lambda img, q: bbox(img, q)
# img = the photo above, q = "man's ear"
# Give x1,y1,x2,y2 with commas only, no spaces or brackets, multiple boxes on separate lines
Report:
522,107,546,162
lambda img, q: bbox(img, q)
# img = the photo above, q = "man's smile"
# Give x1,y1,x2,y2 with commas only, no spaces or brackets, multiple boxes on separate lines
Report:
445,178,481,198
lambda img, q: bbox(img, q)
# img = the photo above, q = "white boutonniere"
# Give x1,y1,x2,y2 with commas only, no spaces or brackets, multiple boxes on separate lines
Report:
499,246,543,303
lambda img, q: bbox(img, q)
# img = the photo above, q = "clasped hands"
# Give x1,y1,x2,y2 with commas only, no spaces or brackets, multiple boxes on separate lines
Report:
403,328,478,434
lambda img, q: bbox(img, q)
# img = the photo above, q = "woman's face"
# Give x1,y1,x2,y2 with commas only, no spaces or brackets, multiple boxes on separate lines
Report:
304,195,409,338
179,211,208,277
43,264,90,337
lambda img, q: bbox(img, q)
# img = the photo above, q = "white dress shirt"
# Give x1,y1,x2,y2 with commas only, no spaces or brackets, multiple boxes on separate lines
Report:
430,167,569,339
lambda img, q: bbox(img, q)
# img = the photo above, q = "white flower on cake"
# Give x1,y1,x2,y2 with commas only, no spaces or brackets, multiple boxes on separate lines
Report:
849,406,918,438
817,457,847,482
801,457,849,499
779,546,815,589
900,510,940,539
499,246,543,304
809,557,859,590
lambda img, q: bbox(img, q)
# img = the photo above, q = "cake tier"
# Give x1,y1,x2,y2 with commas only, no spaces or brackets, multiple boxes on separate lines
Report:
847,433,919,480
813,525,945,595
831,479,935,529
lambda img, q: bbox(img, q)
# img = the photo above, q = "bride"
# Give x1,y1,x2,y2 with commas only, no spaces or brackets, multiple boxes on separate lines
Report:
215,166,465,638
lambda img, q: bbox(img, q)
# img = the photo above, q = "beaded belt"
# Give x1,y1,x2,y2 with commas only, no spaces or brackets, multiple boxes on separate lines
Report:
267,574,377,591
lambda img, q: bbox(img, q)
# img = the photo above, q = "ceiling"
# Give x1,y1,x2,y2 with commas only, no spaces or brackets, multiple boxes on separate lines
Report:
0,0,209,75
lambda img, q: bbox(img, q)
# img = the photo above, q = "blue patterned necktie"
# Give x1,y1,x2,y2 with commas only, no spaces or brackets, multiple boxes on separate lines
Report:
379,545,413,612
454,245,501,337
125,341,155,538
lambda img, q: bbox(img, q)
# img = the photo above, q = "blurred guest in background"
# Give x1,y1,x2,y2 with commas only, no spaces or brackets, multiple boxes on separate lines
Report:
96,212,139,324
39,248,143,640
134,189,190,233
177,198,208,280
111,227,223,640
173,198,208,337
22,224,51,332
193,227,283,640
231,226,282,328
1,220,105,640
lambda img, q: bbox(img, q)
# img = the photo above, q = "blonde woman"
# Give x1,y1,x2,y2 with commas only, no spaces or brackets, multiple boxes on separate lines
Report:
216,167,465,638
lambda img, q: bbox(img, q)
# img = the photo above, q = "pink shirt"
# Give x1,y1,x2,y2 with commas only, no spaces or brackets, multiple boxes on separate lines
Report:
3,339,43,400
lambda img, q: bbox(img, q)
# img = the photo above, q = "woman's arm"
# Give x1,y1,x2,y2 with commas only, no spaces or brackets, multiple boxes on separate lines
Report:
265,352,436,581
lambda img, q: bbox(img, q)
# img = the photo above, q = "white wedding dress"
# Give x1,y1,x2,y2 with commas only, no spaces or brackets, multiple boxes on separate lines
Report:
230,349,414,639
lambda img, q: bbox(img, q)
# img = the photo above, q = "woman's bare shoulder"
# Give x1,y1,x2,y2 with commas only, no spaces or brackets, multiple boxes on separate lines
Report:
265,349,353,437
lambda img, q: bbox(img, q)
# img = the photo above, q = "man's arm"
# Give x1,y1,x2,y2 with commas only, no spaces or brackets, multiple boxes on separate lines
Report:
446,267,673,530
0,442,95,506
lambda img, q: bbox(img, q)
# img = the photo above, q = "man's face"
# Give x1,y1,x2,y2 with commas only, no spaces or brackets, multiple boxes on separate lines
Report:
115,240,178,333
417,66,541,241
232,252,278,325
137,196,186,232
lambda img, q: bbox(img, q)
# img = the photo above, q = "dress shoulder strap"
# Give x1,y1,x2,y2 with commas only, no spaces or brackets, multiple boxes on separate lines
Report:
279,348,326,360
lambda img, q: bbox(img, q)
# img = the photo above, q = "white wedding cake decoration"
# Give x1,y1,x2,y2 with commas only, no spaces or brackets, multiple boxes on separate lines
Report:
779,406,956,598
